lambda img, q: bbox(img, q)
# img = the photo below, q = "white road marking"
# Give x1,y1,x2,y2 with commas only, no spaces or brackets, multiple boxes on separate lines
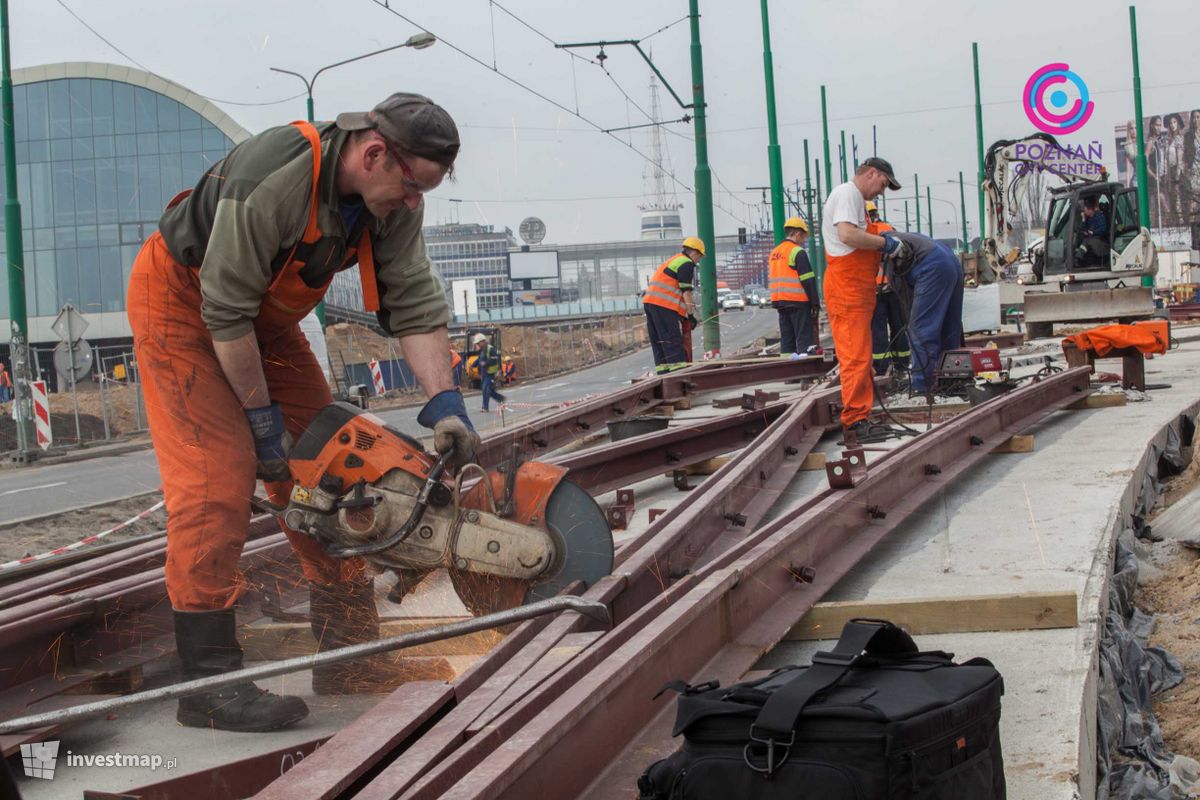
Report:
3,481,68,496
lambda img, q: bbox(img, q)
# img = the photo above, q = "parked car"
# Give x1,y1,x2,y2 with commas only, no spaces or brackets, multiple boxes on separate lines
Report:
720,293,746,311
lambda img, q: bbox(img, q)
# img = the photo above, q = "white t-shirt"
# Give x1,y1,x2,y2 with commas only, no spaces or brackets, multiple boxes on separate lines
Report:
822,182,868,257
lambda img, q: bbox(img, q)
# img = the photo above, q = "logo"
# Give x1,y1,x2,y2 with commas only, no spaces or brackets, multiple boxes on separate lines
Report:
20,740,59,780
1023,63,1095,134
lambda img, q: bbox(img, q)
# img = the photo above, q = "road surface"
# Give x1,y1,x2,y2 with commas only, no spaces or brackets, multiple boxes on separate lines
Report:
0,307,780,525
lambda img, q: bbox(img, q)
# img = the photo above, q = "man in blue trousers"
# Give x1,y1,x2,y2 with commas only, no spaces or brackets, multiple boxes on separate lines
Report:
880,232,964,395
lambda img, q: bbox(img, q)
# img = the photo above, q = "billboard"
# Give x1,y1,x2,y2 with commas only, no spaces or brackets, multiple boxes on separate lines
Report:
508,250,560,281
450,279,478,317
1113,109,1200,237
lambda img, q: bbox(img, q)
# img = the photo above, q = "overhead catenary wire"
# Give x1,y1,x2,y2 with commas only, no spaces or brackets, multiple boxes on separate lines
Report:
54,0,306,107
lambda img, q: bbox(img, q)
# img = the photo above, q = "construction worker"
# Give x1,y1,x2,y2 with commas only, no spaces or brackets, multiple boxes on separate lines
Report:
768,217,820,356
867,202,909,375
126,93,481,732
643,237,702,373
821,158,908,442
0,361,10,405
450,344,464,387
473,332,506,411
881,231,965,395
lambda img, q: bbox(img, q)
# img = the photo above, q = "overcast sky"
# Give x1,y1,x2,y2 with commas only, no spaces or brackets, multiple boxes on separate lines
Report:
17,0,1200,245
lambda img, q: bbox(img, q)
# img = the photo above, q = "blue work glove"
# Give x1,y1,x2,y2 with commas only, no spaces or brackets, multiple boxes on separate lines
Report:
244,402,292,483
418,390,481,470
880,232,903,256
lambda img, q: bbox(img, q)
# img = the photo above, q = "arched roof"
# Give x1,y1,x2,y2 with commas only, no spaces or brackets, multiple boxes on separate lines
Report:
12,61,251,144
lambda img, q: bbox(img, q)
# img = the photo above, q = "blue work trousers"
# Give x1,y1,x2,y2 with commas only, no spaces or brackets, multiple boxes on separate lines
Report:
904,249,964,393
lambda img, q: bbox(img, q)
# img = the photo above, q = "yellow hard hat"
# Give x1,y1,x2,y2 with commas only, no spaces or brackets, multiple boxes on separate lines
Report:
784,216,809,233
866,201,878,212
682,236,706,257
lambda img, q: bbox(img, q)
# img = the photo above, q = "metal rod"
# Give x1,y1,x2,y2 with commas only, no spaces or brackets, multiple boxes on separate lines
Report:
959,170,969,251
0,596,610,735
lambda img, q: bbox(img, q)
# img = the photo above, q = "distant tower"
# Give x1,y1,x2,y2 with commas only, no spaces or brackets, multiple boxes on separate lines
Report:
639,71,683,241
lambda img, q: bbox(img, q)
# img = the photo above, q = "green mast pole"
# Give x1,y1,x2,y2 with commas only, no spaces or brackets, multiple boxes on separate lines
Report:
839,130,848,182
820,86,832,194
1129,5,1153,288
1,0,33,457
958,171,968,251
814,160,825,299
914,174,921,236
803,139,816,269
972,42,986,253
758,0,785,244
689,0,719,353
926,185,933,238
905,200,910,232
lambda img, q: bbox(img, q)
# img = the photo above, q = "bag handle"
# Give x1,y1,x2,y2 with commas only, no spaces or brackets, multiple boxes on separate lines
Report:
744,619,916,776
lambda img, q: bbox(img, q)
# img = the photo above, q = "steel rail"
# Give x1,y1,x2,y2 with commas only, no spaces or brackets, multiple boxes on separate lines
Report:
426,368,1092,800
474,357,829,467
263,382,841,800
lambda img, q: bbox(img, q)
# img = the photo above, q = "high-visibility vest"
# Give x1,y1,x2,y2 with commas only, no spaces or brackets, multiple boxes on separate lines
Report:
867,221,894,285
450,348,462,369
643,254,692,316
479,345,501,375
768,240,811,302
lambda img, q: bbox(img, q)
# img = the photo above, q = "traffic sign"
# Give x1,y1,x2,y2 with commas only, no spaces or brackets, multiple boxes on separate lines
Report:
51,303,88,344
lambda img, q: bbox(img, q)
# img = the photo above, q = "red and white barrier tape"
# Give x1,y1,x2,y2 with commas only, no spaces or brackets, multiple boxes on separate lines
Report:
0,497,166,573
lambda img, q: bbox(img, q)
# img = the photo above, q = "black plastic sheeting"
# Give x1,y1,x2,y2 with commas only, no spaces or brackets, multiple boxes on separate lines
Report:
1097,413,1197,800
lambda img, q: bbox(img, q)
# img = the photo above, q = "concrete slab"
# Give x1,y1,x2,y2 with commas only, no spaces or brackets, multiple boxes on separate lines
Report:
762,339,1200,800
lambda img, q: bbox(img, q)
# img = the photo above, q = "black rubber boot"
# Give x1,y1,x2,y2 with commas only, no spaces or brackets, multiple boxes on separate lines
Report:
311,580,430,694
174,609,309,732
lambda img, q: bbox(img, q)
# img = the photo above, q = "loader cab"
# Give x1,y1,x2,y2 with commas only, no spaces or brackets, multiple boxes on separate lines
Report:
1038,182,1143,284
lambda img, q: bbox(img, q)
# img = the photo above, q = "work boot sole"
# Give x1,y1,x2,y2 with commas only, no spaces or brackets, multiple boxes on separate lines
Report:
176,701,308,733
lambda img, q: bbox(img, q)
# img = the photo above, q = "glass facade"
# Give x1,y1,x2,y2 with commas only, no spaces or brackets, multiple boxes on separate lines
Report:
0,76,234,321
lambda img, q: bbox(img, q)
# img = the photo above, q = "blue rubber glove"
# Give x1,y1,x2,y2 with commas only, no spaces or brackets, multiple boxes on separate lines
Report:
880,232,902,256
418,390,480,469
244,402,292,482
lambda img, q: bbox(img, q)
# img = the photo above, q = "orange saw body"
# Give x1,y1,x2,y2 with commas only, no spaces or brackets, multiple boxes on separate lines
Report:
281,403,613,614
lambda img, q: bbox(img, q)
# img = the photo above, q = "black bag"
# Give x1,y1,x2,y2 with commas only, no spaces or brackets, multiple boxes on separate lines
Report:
637,619,1005,799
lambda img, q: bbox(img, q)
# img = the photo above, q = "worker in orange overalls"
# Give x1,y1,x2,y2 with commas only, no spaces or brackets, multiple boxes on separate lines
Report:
821,158,909,443
768,217,820,355
866,201,909,375
126,93,481,733
643,238,703,373
0,361,10,406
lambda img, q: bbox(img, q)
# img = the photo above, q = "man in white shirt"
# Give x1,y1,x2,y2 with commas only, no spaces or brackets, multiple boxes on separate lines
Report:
821,157,907,443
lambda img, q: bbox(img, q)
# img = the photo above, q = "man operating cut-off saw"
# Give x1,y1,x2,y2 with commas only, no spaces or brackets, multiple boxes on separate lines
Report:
127,93,481,732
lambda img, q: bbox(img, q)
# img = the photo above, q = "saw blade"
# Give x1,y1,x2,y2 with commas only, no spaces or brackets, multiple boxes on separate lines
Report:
449,478,614,616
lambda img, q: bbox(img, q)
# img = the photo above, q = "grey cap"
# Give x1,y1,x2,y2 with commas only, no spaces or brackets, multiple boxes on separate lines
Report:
337,93,460,168
861,157,901,191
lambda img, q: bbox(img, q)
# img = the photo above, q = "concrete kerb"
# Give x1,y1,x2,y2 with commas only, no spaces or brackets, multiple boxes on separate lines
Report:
0,488,162,532
1072,398,1200,800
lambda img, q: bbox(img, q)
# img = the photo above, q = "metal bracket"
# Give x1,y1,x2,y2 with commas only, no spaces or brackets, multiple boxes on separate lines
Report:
825,447,867,489
607,488,637,530
672,470,696,491
648,508,667,523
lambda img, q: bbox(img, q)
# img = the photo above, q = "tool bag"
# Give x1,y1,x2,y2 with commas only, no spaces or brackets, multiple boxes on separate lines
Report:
637,619,1005,799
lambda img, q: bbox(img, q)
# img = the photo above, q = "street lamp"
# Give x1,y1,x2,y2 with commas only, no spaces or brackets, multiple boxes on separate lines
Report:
271,31,436,326
270,32,437,122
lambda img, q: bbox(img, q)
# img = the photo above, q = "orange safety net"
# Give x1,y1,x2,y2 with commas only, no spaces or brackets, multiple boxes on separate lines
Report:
1062,321,1168,358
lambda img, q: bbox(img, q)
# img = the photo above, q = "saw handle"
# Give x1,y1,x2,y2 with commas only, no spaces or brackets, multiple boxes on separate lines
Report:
325,448,454,558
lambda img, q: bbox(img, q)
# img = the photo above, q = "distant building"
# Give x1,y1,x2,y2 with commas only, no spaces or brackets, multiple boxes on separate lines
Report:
0,62,246,346
425,223,516,310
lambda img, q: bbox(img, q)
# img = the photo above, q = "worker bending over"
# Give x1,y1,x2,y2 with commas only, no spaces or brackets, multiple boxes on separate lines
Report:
881,231,965,395
866,202,909,375
769,217,820,356
643,237,702,373
127,93,480,733
820,158,907,442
